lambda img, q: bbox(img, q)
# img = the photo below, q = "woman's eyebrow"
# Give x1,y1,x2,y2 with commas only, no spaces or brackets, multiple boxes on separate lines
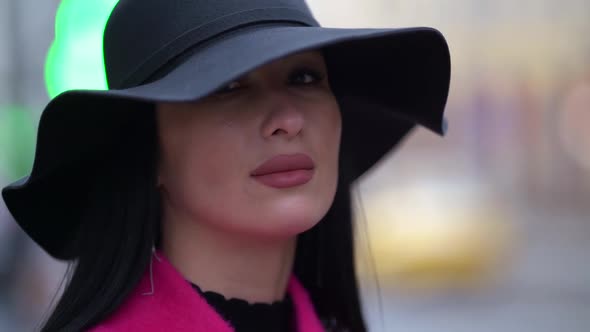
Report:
231,55,325,83
288,56,326,70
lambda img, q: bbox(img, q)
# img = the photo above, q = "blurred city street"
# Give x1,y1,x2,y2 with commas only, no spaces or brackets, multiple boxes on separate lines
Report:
359,204,590,332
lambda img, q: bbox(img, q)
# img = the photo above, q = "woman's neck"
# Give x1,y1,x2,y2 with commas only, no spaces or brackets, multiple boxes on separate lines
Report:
161,207,296,304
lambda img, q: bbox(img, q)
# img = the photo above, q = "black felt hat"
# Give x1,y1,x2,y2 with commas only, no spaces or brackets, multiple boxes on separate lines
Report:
2,0,451,260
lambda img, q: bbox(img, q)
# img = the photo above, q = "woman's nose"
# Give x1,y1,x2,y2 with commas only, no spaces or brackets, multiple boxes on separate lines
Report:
260,93,305,141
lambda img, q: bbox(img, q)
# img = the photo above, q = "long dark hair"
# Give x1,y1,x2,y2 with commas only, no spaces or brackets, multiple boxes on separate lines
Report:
39,101,367,331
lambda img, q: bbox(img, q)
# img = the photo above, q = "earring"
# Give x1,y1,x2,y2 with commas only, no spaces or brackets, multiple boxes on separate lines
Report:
142,245,162,296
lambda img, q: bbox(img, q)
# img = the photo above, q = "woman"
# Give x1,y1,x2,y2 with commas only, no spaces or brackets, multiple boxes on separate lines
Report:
1,0,451,331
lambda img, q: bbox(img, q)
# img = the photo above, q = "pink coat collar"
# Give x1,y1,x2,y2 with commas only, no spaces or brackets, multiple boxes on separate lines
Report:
89,251,324,331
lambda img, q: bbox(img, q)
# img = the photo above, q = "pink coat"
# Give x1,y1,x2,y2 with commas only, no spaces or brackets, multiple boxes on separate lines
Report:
89,251,325,331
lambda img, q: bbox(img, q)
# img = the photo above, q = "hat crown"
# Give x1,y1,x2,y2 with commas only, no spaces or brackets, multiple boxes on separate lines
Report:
104,0,319,89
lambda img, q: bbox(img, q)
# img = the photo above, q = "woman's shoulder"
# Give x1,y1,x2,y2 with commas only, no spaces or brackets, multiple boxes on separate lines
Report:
86,254,235,332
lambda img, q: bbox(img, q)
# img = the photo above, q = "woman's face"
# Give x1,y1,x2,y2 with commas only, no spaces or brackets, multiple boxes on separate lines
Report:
156,50,341,239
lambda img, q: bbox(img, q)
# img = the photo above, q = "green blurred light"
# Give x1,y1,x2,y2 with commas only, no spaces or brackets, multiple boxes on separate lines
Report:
45,0,119,98
0,106,37,181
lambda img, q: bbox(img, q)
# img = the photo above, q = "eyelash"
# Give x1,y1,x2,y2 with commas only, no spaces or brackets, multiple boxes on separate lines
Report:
290,68,325,85
215,68,325,95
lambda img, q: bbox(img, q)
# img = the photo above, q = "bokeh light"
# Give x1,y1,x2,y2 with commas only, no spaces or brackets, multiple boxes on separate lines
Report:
0,106,36,181
44,0,119,98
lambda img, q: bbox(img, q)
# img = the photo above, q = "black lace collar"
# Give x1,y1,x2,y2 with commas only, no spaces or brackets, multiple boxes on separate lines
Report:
190,282,294,332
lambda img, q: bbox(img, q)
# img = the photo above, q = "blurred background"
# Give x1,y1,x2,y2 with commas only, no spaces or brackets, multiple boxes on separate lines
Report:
0,0,588,331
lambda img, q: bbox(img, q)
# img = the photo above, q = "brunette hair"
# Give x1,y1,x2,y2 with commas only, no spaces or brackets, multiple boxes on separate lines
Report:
39,100,368,331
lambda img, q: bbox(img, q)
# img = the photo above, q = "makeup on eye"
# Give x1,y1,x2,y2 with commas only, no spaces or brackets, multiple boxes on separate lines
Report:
289,67,325,85
213,66,326,95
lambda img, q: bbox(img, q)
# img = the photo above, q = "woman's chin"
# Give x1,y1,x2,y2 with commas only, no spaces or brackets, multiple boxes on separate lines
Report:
232,210,324,239
275,199,329,219
198,194,333,239
262,207,327,235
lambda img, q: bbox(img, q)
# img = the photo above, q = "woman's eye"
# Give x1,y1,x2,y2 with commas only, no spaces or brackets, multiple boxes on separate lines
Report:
290,69,325,85
215,81,242,94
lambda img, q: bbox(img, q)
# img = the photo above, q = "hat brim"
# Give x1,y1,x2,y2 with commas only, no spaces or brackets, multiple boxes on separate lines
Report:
2,25,450,259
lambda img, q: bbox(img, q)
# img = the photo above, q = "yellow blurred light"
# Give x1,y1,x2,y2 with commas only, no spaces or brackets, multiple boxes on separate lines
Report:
355,180,513,291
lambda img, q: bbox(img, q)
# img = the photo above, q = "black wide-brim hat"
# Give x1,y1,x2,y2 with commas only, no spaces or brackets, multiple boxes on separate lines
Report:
2,0,450,260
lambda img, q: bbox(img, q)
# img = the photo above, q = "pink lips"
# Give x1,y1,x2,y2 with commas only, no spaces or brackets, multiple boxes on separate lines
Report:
251,153,315,189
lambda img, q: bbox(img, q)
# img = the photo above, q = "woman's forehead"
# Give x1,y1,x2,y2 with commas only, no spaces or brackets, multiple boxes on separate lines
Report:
156,50,327,109
240,50,325,77
262,49,324,68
